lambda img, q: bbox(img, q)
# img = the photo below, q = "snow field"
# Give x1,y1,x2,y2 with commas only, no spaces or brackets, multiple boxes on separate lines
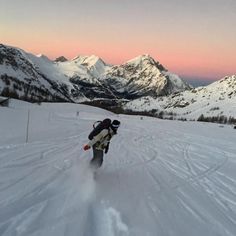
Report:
0,100,236,236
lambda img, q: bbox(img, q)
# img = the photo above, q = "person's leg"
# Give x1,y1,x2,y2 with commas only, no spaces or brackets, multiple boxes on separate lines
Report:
90,147,104,169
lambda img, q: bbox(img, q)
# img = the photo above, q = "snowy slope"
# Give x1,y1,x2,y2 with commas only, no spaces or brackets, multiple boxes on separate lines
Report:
0,99,236,236
27,54,72,87
125,75,236,120
0,44,74,102
55,55,108,86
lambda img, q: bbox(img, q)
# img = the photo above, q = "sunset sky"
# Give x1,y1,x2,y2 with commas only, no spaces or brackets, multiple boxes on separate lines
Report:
0,0,235,83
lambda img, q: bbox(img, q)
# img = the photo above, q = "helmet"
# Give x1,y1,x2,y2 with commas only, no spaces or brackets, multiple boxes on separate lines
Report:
111,120,120,130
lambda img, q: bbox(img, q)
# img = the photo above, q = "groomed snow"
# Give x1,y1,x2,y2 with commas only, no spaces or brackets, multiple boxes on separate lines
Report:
0,99,236,236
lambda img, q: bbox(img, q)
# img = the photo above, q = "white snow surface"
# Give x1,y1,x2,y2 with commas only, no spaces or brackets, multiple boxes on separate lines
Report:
0,99,236,236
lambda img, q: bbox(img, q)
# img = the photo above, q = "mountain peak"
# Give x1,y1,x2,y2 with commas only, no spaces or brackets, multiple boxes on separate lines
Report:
207,74,236,91
72,55,106,68
36,54,52,62
124,54,167,72
127,54,154,64
55,56,68,62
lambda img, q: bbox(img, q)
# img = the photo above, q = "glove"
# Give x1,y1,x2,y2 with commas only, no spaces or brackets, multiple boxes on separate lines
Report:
83,144,90,151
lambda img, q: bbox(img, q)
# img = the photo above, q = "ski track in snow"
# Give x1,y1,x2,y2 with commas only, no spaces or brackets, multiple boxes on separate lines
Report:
0,104,236,236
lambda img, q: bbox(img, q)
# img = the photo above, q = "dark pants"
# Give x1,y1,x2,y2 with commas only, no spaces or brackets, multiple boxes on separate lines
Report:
90,146,104,169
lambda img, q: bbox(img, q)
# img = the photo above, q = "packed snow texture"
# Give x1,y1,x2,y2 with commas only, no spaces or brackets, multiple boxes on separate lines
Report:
0,99,236,236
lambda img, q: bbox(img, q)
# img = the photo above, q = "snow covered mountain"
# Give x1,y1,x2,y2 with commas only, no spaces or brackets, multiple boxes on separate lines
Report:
1,44,234,123
0,44,74,102
104,54,191,98
55,56,68,62
125,75,236,121
0,44,190,102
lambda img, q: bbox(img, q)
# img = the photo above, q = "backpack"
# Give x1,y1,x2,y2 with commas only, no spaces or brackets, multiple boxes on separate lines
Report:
88,118,111,140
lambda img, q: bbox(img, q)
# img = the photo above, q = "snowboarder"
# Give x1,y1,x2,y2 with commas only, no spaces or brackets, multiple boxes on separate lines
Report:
83,119,120,169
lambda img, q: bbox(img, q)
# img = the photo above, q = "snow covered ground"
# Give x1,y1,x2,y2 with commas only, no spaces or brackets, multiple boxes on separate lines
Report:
0,99,236,236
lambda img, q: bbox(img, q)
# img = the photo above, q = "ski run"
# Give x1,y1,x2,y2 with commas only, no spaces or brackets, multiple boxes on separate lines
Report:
0,99,236,236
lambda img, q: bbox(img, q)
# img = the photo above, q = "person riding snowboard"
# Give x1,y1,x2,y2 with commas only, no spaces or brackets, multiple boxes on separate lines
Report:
83,119,120,169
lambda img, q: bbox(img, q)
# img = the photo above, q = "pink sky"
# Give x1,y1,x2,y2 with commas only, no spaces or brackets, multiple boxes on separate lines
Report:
1,0,235,81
